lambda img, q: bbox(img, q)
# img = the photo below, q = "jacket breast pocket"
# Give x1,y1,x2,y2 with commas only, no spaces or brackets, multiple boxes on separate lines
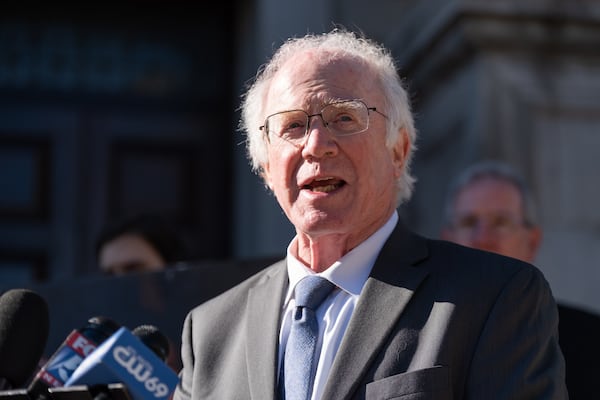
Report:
365,366,451,400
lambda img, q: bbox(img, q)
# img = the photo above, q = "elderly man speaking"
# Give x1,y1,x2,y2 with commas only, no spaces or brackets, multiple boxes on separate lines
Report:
174,29,567,400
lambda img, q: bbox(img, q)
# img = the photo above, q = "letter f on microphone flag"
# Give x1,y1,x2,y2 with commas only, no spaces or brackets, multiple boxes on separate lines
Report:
64,327,178,400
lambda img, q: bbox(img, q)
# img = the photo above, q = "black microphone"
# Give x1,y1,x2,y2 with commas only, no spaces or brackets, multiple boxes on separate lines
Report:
0,289,49,390
28,316,120,400
131,325,169,362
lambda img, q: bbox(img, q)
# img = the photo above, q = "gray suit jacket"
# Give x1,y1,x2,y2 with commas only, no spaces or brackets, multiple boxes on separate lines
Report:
174,224,567,399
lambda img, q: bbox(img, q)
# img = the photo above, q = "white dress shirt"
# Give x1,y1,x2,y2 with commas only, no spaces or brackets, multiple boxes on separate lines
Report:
278,211,398,400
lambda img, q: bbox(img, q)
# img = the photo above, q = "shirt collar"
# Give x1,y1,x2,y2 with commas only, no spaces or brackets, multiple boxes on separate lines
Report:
285,211,398,303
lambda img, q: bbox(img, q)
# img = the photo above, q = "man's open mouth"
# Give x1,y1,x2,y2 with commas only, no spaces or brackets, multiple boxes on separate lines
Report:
302,177,346,193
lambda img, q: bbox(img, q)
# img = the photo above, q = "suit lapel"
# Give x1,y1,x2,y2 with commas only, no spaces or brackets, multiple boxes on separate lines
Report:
246,260,288,400
321,224,430,400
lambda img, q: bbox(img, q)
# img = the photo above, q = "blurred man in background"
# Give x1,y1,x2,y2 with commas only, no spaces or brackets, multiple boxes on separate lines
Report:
441,160,600,399
95,212,188,372
440,161,541,262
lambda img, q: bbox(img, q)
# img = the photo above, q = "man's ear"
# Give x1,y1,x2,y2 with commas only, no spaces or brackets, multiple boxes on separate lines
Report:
260,163,273,191
440,228,453,241
527,226,543,261
391,128,410,178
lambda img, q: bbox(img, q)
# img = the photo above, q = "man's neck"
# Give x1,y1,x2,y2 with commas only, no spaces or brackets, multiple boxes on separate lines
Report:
293,212,396,272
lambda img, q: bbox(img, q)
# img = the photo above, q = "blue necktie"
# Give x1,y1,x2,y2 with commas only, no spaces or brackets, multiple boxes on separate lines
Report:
282,276,336,400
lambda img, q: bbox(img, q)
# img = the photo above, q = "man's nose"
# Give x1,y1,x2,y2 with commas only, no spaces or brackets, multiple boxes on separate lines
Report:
304,114,328,137
470,222,499,247
301,116,338,158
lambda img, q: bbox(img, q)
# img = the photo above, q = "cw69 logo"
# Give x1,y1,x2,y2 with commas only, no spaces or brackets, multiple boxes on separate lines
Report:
113,346,170,398
144,376,169,398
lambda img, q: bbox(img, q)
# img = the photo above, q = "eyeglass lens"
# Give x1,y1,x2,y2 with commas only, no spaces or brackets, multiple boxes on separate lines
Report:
453,214,527,237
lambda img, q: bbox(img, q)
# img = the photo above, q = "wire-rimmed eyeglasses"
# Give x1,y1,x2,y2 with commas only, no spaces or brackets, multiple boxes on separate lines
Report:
450,213,531,238
259,99,388,145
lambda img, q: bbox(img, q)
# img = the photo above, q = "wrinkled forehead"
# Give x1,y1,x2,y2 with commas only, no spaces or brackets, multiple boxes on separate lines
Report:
265,50,381,112
455,177,525,214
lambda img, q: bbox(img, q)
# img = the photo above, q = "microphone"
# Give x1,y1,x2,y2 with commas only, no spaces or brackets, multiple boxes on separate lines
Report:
64,327,178,400
0,289,49,389
130,325,169,362
28,316,120,400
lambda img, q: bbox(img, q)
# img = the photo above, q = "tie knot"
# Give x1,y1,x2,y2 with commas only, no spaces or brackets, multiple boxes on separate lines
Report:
294,276,335,310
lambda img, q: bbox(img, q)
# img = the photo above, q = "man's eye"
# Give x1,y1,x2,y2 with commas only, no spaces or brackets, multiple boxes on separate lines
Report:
337,113,356,122
457,217,478,228
282,120,306,132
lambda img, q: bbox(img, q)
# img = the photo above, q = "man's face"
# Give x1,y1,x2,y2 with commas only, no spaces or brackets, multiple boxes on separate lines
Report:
441,177,541,263
260,51,408,243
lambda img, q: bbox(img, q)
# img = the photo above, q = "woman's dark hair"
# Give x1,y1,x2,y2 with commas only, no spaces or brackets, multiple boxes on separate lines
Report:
95,213,188,266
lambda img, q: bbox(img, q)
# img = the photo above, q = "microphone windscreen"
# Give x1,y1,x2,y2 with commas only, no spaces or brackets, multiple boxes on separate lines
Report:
0,289,49,387
131,325,169,362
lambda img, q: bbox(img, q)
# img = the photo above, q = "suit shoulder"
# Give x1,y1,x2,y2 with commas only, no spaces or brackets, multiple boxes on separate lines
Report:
188,259,285,316
428,238,537,272
419,238,551,296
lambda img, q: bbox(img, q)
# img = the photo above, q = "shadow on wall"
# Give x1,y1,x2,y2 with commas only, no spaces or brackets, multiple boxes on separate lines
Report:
1,259,275,372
